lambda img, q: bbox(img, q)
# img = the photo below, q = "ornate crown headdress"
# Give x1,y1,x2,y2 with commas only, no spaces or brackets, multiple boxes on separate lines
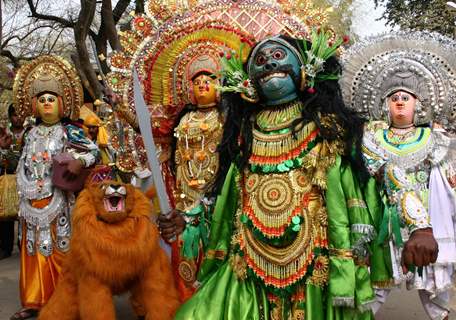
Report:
0,90,13,126
340,31,456,130
105,0,332,169
13,55,83,120
106,0,329,111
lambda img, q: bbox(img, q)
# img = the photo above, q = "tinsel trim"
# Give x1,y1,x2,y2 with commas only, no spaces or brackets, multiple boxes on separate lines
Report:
346,198,367,209
206,249,227,260
328,248,353,258
351,224,376,239
331,297,355,308
372,279,396,289
19,189,65,227
351,224,376,259
229,254,248,280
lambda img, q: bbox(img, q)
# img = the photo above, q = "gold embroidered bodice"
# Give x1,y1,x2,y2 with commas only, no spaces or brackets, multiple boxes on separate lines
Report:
174,108,223,212
232,104,341,289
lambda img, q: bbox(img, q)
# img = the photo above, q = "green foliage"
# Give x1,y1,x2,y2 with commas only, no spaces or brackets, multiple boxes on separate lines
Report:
373,0,455,36
298,28,345,88
314,0,356,37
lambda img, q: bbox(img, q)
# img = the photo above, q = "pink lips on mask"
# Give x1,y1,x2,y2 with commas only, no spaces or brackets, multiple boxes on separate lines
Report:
103,185,127,212
103,196,125,212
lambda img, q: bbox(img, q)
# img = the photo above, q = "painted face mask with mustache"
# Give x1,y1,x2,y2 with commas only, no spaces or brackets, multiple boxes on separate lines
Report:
248,40,302,106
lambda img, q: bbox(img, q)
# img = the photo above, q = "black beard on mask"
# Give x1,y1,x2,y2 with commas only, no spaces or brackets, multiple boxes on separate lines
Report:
251,64,301,104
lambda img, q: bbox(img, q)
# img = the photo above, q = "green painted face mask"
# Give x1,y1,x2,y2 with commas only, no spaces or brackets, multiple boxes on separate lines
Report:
248,38,303,106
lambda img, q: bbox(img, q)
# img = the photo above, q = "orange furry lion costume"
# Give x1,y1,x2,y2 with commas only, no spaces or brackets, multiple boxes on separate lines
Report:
38,182,180,320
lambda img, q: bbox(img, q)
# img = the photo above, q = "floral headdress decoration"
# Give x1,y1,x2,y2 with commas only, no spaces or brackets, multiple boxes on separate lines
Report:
297,28,347,93
217,29,347,101
216,43,257,102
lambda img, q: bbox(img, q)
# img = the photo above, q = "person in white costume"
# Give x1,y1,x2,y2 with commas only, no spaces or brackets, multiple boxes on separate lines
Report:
341,31,456,320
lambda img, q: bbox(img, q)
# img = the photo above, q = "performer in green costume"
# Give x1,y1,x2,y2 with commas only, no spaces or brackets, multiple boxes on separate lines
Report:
173,32,389,320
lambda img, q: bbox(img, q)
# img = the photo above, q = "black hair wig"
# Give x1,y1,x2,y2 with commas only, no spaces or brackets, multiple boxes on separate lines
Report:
212,35,368,194
7,104,15,118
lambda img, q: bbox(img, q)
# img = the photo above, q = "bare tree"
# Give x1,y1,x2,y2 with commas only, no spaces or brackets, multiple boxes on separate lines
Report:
0,1,75,67
20,0,135,99
0,0,136,99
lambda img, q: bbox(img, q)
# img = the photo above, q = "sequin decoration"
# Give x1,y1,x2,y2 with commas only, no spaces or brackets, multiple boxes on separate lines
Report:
13,55,83,121
340,31,456,131
243,170,312,237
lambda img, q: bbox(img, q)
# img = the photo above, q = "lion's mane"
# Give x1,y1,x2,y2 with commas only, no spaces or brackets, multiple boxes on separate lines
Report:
39,183,180,320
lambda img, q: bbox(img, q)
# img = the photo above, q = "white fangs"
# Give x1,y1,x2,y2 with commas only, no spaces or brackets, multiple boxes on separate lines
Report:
260,72,287,84
103,196,125,212
103,185,127,212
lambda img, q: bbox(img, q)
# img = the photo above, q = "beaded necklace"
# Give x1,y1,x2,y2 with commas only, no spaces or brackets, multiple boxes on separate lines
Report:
30,124,61,187
174,107,223,212
385,126,421,146
256,101,304,132
250,101,320,173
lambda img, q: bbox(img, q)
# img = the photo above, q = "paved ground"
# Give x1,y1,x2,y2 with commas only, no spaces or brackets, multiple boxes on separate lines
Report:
0,251,136,320
0,249,454,319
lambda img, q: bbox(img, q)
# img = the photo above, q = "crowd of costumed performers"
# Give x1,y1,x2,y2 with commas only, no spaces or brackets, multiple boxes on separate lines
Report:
0,1,455,320
2,54,179,320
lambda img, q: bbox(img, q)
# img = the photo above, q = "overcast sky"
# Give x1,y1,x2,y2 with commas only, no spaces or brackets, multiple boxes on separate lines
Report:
351,0,390,37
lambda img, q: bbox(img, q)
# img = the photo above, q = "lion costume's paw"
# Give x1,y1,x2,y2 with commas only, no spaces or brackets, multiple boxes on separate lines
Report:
38,182,180,320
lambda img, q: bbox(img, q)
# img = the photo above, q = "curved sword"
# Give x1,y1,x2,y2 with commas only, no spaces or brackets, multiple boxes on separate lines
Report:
133,69,173,254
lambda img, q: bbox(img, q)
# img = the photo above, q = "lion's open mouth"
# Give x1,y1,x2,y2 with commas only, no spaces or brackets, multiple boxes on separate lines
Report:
103,185,127,212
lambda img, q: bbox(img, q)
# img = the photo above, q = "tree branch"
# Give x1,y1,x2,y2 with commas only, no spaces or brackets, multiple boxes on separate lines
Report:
71,52,96,99
27,0,74,28
1,24,55,49
48,28,65,54
0,49,18,67
75,0,102,99
101,0,121,51
92,0,130,74
114,0,131,24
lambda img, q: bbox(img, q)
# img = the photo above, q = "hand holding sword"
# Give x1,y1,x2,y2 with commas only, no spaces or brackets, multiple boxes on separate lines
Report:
157,209,186,243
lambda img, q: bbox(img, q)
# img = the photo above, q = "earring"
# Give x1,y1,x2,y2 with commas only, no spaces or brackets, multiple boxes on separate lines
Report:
383,100,391,126
300,66,307,92
188,85,196,105
413,100,422,126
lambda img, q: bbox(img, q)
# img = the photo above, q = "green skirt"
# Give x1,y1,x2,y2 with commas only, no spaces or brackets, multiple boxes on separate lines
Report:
175,261,269,320
174,260,373,320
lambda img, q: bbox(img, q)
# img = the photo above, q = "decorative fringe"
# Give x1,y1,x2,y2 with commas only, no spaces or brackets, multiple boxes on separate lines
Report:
332,297,355,308
240,223,317,288
0,174,19,219
372,279,396,289
19,189,65,228
351,224,376,240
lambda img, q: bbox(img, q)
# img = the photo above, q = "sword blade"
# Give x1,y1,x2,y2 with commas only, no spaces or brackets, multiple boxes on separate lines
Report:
133,70,173,256
133,69,172,215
